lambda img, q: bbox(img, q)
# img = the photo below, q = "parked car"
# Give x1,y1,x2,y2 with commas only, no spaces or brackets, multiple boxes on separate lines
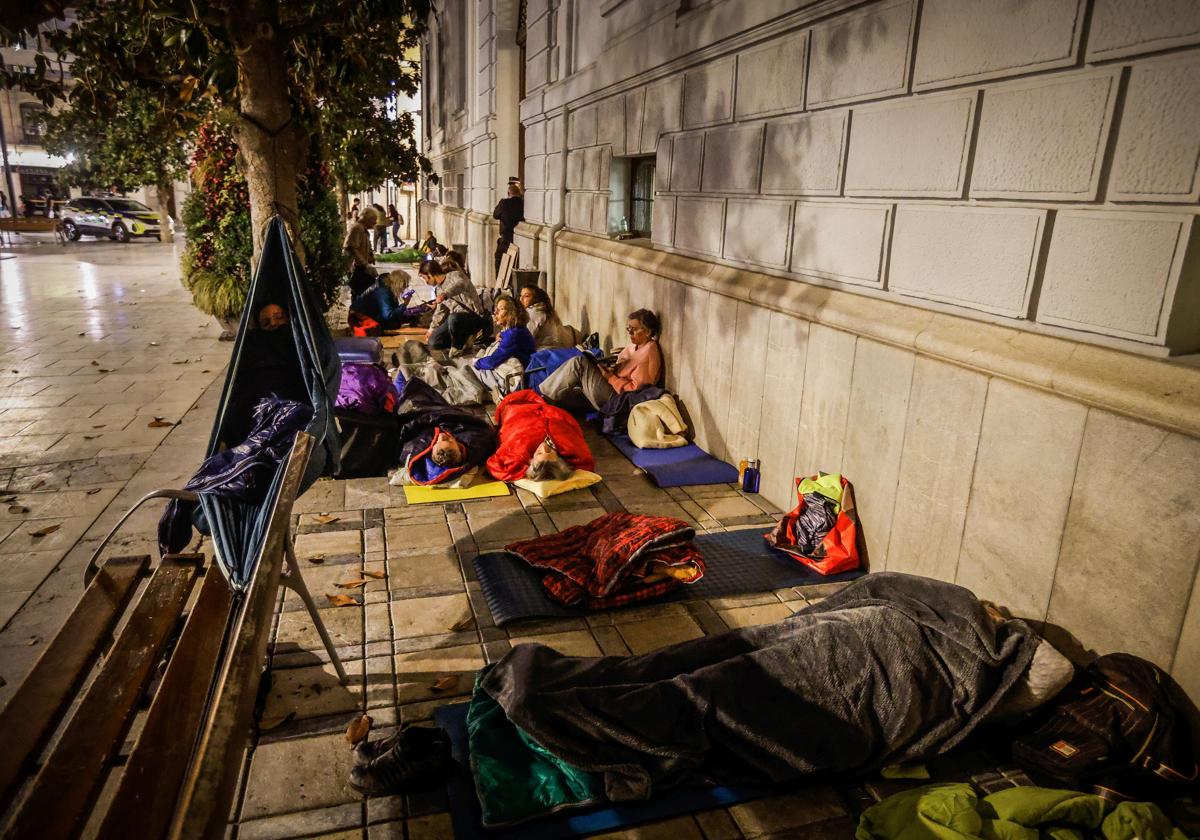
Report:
59,196,164,242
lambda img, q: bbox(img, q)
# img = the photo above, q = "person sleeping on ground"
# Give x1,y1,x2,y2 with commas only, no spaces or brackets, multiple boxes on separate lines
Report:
469,295,535,395
387,378,498,487
420,257,489,351
485,390,595,482
539,308,662,411
348,573,1078,823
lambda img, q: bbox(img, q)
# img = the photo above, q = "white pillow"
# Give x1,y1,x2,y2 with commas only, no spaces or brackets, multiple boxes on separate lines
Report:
989,637,1076,721
513,469,602,499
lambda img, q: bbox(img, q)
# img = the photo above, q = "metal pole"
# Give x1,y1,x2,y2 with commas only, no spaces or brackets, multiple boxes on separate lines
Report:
0,97,18,215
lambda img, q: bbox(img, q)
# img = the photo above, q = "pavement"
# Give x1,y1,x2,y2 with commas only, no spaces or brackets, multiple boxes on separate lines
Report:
0,240,857,838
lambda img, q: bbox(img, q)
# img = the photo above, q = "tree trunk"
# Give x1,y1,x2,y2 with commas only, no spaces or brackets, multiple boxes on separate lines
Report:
156,182,174,243
334,173,348,223
231,0,307,265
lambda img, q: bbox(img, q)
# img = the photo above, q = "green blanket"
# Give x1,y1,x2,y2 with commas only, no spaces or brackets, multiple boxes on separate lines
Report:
466,671,604,827
856,783,1185,840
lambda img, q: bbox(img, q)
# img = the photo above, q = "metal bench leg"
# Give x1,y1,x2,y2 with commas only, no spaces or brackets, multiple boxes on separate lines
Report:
280,536,349,685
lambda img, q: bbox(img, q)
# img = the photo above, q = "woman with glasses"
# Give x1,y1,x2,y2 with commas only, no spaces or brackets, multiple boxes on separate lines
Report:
538,309,662,410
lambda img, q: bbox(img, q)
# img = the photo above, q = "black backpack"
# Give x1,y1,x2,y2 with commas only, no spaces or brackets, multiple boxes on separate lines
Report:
1012,653,1198,801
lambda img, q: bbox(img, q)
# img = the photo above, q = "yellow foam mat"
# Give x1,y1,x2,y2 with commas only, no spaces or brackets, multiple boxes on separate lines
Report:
402,480,511,505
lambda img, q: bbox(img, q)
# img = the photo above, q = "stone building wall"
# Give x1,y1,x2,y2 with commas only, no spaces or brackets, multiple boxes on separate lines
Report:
420,0,1200,697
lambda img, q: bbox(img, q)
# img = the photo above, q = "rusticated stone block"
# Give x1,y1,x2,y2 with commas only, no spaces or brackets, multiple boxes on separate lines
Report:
670,133,704,192
524,119,546,156
591,194,609,234
791,201,892,288
889,204,1046,317
683,56,735,128
914,0,1084,90
762,110,847,196
807,0,915,108
568,104,597,149
1087,0,1200,60
1109,52,1200,203
971,68,1119,200
625,88,645,155
640,77,683,154
596,95,627,155
736,30,808,119
1038,210,1197,346
845,91,975,197
673,196,725,256
701,124,763,194
565,149,587,190
565,191,592,230
651,196,675,248
723,199,792,268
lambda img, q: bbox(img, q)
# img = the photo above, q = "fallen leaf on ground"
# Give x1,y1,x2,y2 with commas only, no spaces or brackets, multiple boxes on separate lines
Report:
30,480,44,490
77,332,85,337
306,554,325,564
362,570,385,579
147,418,177,428
313,514,339,524
0,495,15,503
449,616,474,632
8,505,30,514
97,368,111,373
29,524,60,538
84,435,98,440
325,593,361,607
86,488,102,495
202,369,211,373
90,360,99,366
149,341,159,346
336,579,368,589
259,711,295,732
171,359,190,365
92,424,105,429
431,675,458,693
346,714,373,745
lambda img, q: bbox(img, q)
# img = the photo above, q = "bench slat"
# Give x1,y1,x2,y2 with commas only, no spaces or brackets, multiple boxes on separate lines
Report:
170,432,314,840
96,562,234,840
5,556,200,839
0,554,148,808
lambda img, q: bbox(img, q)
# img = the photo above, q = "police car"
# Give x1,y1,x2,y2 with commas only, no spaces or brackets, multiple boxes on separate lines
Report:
59,196,164,242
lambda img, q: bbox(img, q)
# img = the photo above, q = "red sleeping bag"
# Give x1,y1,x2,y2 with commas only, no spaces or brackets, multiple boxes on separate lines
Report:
486,390,595,481
765,473,862,576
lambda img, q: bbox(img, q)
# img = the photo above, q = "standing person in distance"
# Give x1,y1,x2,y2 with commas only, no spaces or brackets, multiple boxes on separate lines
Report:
492,182,524,273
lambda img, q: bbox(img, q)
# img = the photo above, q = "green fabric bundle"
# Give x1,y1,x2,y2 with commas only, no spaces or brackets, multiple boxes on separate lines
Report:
856,783,1185,840
466,671,603,827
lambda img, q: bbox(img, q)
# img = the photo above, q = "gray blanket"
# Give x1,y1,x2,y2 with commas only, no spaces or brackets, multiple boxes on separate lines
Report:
480,572,1039,802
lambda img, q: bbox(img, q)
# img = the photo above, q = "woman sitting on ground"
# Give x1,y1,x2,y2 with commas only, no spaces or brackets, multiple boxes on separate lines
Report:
420,258,489,351
416,230,440,254
471,295,536,394
518,284,569,348
539,309,662,410
486,390,595,482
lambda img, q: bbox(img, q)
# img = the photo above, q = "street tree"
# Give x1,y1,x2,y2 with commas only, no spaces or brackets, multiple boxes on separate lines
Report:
2,0,433,259
39,87,194,241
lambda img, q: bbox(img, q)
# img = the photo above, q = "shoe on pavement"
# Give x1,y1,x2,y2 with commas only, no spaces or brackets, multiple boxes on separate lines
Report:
353,725,446,767
349,728,454,796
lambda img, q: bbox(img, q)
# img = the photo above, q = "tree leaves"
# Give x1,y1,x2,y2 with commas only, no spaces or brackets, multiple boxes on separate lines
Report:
345,713,372,745
325,593,361,607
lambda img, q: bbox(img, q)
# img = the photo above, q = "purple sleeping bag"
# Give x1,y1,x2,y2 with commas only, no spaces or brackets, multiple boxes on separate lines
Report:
336,362,397,414
334,336,383,364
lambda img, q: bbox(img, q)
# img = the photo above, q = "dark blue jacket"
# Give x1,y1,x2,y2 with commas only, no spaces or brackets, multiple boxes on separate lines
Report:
475,326,536,371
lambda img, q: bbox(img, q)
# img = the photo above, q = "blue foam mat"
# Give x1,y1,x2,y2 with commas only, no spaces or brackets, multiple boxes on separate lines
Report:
607,434,739,487
474,526,864,626
434,702,774,839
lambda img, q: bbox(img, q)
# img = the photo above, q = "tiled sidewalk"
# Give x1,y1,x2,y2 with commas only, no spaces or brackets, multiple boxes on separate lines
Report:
235,427,860,839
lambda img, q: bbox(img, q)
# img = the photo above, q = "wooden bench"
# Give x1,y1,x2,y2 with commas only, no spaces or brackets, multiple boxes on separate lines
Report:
0,432,336,839
0,217,66,245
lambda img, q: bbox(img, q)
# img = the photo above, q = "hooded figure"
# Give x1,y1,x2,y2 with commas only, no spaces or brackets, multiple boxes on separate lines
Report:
391,379,498,486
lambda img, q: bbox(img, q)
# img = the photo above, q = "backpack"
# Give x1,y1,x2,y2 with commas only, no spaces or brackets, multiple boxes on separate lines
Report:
1012,653,1198,801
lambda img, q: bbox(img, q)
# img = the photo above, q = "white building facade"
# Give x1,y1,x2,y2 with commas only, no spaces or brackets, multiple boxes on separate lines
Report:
420,0,1200,698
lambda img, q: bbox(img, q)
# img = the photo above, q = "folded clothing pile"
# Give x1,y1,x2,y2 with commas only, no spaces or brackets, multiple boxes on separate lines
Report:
505,511,705,609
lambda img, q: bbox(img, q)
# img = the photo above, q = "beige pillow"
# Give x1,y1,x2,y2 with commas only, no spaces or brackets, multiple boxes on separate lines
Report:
988,636,1076,721
513,469,602,499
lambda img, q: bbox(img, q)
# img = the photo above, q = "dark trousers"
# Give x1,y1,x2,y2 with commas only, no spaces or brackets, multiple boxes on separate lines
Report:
429,311,487,350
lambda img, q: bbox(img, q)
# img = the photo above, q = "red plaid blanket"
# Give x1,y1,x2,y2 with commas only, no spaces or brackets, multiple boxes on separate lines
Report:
506,511,706,610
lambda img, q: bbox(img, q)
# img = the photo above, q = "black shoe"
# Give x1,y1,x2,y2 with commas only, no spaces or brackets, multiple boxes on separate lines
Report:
349,728,454,796
582,332,599,350
352,724,446,767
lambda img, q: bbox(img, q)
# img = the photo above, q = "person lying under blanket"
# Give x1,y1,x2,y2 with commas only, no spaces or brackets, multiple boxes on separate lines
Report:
486,390,595,483
387,378,498,487
349,572,1077,826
